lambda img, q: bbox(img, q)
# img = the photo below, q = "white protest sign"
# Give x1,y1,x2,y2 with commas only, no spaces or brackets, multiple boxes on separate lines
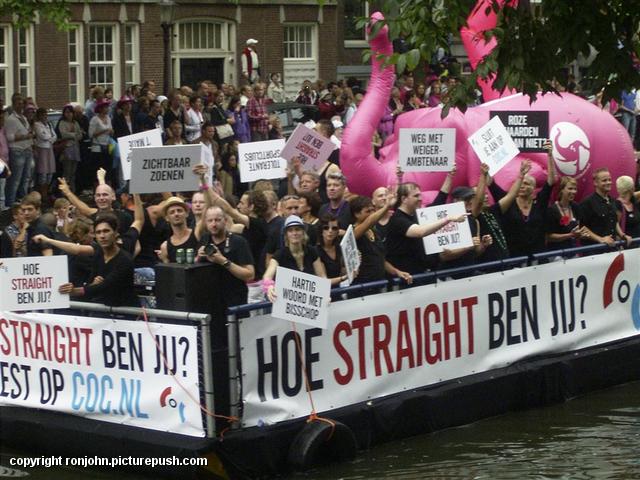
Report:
272,267,331,329
130,144,202,194
238,139,286,182
200,143,215,187
417,202,473,254
340,224,360,284
117,128,163,181
467,115,520,176
280,124,335,173
0,256,69,311
399,128,456,172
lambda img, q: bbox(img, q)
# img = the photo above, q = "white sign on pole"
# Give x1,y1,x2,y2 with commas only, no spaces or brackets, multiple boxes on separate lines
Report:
340,224,360,284
238,139,287,182
417,201,473,254
117,129,163,181
399,128,456,172
467,115,520,176
272,266,331,329
0,256,69,311
280,124,335,173
130,144,202,194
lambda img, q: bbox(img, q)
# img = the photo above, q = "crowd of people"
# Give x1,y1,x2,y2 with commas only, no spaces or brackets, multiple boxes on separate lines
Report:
0,70,639,314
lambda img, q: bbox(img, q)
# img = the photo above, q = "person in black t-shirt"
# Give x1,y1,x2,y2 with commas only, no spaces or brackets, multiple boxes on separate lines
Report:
316,215,347,286
20,193,53,257
197,206,255,308
350,194,412,284
59,213,139,307
263,215,326,302
546,176,587,251
157,196,199,263
385,182,467,275
580,168,632,247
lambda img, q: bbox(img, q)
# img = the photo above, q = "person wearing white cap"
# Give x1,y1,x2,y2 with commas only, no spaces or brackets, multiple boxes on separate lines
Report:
242,38,261,84
262,215,327,302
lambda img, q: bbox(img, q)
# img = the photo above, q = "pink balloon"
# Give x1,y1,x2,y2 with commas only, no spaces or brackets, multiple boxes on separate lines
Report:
341,10,635,204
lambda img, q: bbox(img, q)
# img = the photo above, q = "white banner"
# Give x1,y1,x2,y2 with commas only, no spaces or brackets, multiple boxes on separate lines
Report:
340,224,360,284
0,312,204,437
1,256,69,311
238,139,286,183
117,129,163,181
239,250,640,427
280,124,335,173
272,267,331,329
130,144,202,194
417,202,473,254
467,115,520,176
399,128,456,172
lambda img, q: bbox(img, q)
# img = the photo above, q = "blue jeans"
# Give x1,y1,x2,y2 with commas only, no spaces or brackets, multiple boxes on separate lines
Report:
6,148,34,206
621,111,637,142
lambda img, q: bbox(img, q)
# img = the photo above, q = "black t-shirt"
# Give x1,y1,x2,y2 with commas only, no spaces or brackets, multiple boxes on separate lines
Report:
273,245,318,275
546,202,582,250
385,209,432,274
501,183,552,257
198,232,254,308
615,198,640,238
163,108,186,138
91,209,133,237
135,209,170,268
477,205,509,262
242,217,268,278
317,245,342,279
438,216,478,271
84,246,139,306
26,218,54,256
580,193,618,245
355,230,387,283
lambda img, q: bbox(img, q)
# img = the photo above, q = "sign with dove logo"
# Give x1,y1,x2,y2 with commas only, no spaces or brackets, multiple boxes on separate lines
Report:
550,122,591,178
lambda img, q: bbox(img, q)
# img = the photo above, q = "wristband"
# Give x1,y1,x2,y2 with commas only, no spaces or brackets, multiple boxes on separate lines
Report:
199,184,209,191
261,279,275,294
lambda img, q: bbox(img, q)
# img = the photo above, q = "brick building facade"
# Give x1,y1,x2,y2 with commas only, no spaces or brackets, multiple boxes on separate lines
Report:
0,0,378,109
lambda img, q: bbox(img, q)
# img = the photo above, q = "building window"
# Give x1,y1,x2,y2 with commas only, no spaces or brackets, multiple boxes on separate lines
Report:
124,23,139,89
89,24,119,93
178,21,223,50
0,26,11,104
17,27,34,97
68,25,84,103
284,25,315,59
344,0,369,46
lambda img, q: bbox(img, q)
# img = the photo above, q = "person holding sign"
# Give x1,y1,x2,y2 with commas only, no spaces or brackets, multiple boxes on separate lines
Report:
385,182,468,275
58,213,139,307
263,215,326,302
496,140,557,258
350,194,413,285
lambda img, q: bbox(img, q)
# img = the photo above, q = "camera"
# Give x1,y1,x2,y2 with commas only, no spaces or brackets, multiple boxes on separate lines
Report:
204,243,218,256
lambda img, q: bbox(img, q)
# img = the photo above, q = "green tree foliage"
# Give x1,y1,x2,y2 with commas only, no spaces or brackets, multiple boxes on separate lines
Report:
361,0,640,112
1,0,71,30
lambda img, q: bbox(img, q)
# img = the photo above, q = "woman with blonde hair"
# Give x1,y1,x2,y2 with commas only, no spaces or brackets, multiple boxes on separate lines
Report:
615,175,640,239
263,215,326,302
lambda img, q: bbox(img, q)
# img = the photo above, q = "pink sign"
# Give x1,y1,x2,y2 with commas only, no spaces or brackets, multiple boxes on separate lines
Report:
280,124,335,173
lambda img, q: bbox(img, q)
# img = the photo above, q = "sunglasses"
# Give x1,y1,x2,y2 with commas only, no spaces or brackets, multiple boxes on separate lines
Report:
323,225,339,231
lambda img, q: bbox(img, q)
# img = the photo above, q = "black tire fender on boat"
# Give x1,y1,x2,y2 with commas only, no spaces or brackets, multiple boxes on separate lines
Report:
287,419,357,470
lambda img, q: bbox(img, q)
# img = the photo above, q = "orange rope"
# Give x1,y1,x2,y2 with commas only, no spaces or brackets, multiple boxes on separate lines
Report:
291,322,336,440
142,307,239,427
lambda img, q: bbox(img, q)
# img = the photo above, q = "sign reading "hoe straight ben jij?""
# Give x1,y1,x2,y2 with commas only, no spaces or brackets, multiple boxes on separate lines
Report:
129,144,202,194
399,128,456,172
417,201,473,255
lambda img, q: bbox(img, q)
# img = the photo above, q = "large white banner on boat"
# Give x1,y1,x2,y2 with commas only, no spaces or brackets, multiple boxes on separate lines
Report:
0,312,204,437
239,250,640,427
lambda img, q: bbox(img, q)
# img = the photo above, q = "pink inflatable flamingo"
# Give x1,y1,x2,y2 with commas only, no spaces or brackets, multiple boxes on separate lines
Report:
341,1,635,203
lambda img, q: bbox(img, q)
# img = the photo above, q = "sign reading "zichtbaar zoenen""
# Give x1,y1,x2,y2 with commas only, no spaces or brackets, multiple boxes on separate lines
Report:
130,144,202,194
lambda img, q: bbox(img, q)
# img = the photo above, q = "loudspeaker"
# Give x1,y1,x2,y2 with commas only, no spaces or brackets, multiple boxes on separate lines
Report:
154,262,216,313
